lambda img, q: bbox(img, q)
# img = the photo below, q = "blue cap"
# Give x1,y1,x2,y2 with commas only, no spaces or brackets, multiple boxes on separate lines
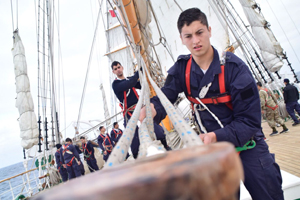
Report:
284,78,289,83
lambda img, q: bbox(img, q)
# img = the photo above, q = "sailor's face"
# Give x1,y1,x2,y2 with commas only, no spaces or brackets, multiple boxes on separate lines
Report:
80,139,85,144
180,21,211,58
112,64,123,77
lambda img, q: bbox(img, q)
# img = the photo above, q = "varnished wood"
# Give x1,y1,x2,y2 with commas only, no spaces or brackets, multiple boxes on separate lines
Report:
31,142,242,200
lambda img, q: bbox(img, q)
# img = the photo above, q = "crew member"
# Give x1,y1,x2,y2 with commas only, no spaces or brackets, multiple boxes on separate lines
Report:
97,126,114,162
80,136,99,172
55,144,68,182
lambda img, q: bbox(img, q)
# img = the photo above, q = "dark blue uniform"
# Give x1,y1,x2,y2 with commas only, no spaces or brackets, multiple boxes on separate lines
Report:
82,141,99,172
151,47,284,200
60,144,82,179
55,150,68,182
74,145,85,175
283,83,300,124
110,128,123,144
112,72,167,158
97,133,114,162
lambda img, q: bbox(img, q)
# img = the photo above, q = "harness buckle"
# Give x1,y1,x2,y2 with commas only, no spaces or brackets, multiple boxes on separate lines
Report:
211,96,219,105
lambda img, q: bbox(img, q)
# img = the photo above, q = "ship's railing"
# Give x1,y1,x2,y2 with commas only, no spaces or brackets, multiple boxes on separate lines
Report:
0,165,43,200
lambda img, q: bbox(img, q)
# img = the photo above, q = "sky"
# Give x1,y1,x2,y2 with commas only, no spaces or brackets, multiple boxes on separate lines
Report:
0,0,300,169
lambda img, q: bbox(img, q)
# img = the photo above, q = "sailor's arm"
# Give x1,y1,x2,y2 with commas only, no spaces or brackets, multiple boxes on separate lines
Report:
213,63,261,147
72,145,81,165
112,71,140,93
97,138,105,151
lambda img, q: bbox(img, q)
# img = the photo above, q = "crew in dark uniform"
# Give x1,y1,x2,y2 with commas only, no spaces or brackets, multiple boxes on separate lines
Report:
55,144,68,182
111,61,171,158
69,140,85,175
283,78,300,126
80,136,99,172
60,138,82,180
139,8,283,200
110,122,123,144
97,126,114,162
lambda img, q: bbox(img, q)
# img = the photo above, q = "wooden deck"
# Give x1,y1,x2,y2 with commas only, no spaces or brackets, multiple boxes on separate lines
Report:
262,120,300,177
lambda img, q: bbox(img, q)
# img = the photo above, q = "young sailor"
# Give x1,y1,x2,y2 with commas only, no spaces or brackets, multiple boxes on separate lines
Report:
97,126,114,162
283,78,300,126
55,144,68,182
60,138,82,180
139,8,283,200
110,122,123,144
111,61,171,158
80,136,99,172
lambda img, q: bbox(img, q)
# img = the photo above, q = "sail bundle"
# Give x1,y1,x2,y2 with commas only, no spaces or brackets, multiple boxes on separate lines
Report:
12,31,39,149
239,0,284,72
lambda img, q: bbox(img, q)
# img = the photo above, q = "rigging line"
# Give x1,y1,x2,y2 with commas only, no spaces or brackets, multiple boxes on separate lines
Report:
278,0,300,38
16,0,18,29
265,0,300,66
76,4,102,129
90,0,102,83
10,0,14,31
173,0,183,12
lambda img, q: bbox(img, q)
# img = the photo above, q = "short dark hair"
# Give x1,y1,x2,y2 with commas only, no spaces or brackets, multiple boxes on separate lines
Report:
177,8,208,33
284,78,290,83
65,138,72,142
113,122,118,127
80,136,85,139
111,61,121,70
99,126,104,131
256,82,262,87
55,144,62,149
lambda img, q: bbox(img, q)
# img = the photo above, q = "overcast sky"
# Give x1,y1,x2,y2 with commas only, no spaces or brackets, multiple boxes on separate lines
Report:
0,0,299,169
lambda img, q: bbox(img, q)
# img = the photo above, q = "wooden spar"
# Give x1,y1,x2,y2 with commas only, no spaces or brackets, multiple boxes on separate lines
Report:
121,0,173,130
31,142,243,200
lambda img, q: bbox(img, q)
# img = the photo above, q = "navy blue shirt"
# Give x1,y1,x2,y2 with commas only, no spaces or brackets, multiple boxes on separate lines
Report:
60,144,81,164
97,134,106,151
112,71,141,109
110,129,123,144
55,150,63,169
283,83,299,103
82,141,96,159
151,47,262,147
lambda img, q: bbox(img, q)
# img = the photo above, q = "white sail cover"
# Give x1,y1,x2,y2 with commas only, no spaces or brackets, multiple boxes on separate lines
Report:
100,83,111,126
239,0,284,72
12,31,39,149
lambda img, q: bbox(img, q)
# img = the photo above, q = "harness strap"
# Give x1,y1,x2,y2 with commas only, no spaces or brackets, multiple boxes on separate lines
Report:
66,157,75,167
120,87,139,117
185,55,233,110
113,129,123,138
266,104,278,110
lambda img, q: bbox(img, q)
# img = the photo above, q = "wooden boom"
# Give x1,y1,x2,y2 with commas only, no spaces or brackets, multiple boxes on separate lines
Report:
31,142,243,200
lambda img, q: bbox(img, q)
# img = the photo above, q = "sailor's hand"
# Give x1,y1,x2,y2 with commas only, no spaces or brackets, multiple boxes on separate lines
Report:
139,103,156,121
261,110,265,114
63,164,66,168
104,151,107,155
199,132,217,144
78,161,81,165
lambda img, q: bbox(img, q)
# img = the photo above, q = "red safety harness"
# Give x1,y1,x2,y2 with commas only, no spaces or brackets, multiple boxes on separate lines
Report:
263,88,278,110
112,129,123,138
185,55,233,110
82,143,92,160
103,136,113,153
119,87,139,117
62,144,75,167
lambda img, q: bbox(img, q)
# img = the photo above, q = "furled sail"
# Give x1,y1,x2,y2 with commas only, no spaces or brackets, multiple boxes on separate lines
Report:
12,30,39,149
239,0,284,72
100,83,111,126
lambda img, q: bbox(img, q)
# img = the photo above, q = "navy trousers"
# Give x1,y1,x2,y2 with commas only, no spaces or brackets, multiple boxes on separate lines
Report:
58,167,68,182
124,119,166,159
66,159,81,180
86,158,99,172
240,137,284,200
286,101,300,123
